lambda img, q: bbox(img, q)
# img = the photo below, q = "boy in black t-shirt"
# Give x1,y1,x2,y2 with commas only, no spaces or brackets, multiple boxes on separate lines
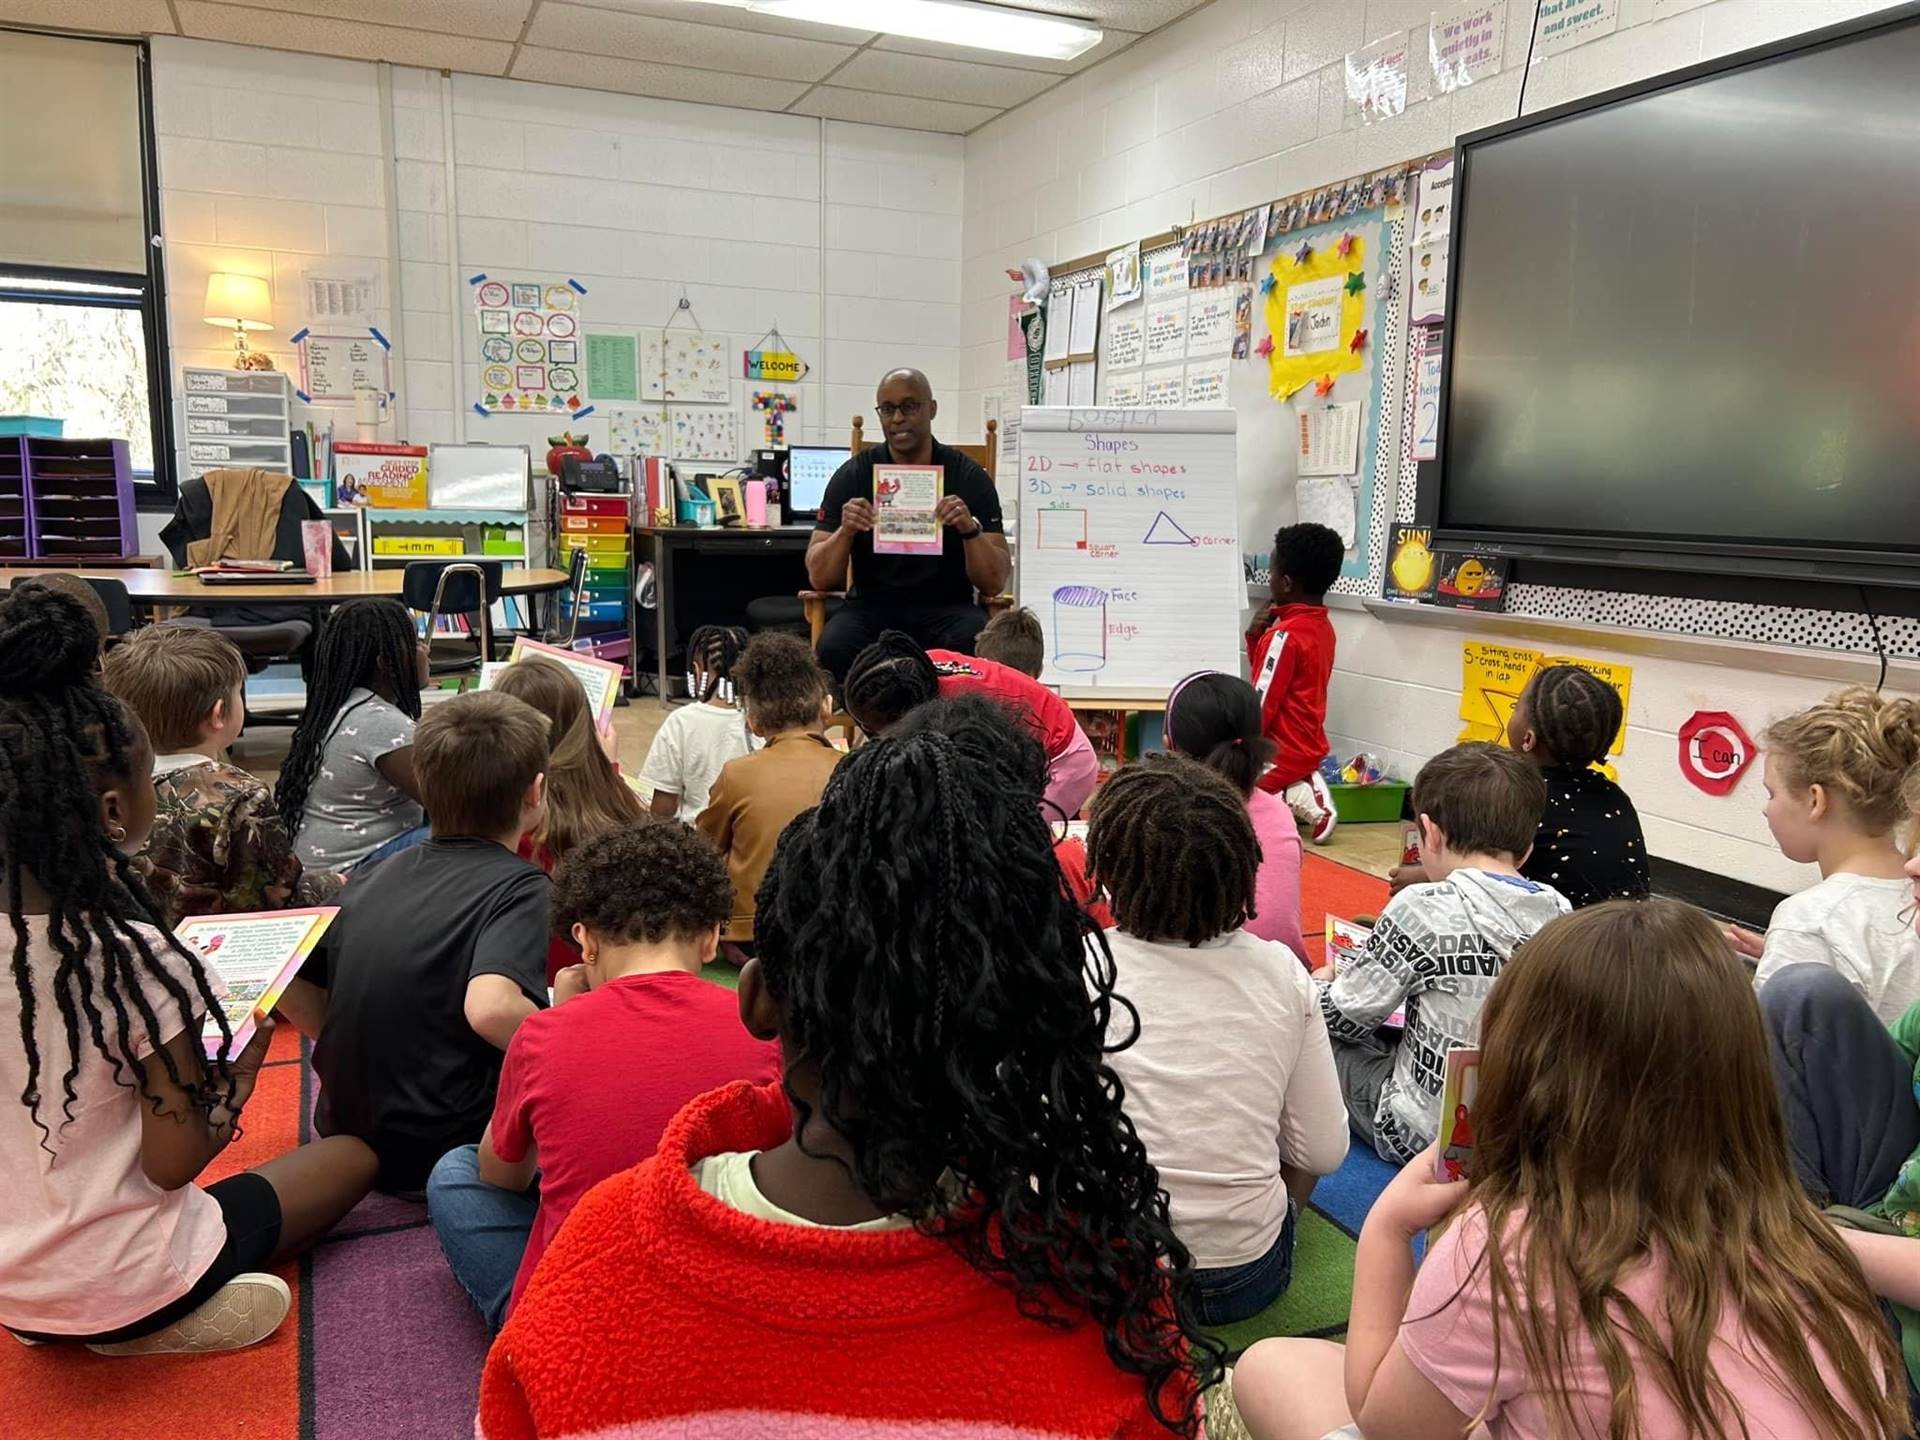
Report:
312,690,553,1192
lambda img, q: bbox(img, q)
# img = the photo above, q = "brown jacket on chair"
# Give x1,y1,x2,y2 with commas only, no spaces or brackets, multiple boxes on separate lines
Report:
185,468,293,567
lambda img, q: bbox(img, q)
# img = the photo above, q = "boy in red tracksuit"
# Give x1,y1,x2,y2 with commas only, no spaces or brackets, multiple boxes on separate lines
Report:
1246,523,1344,843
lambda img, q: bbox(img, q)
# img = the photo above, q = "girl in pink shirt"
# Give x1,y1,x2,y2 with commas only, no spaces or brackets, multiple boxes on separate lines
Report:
0,583,375,1357
1231,898,1907,1440
1164,671,1307,963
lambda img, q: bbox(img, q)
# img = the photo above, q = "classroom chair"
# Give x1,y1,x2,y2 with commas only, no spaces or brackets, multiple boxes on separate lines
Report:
404,559,503,683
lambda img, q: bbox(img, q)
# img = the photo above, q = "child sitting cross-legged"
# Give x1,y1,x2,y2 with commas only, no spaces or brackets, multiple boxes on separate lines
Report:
0,585,375,1356
1322,742,1568,1163
311,690,554,1193
478,697,1223,1438
104,623,342,929
972,604,1045,678
1731,687,1920,1022
697,633,841,957
1086,751,1346,1325
640,624,755,824
427,820,779,1330
1232,900,1910,1440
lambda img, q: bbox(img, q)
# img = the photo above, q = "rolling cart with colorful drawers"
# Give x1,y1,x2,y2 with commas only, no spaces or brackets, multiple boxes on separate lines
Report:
556,490,634,682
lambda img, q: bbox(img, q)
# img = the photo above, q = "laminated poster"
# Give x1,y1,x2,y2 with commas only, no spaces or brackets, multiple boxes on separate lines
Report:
1105,311,1145,370
873,464,943,556
1186,293,1235,357
1183,358,1230,408
1144,300,1189,363
1142,365,1184,408
474,277,584,415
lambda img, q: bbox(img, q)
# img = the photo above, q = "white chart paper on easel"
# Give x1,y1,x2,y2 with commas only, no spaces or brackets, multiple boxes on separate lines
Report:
1017,406,1241,693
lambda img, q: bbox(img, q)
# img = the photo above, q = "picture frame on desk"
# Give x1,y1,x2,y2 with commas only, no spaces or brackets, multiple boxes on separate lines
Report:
707,476,745,527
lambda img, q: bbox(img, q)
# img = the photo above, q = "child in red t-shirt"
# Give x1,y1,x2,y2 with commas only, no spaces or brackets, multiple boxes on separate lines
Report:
1246,523,1345,844
425,820,779,1330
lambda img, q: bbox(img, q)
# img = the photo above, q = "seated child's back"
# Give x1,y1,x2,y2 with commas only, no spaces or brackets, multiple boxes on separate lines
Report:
488,823,779,1309
314,691,552,1191
696,633,840,945
105,624,340,927
639,625,754,824
276,600,426,871
972,605,1044,677
1508,664,1648,908
1087,754,1345,1321
1323,742,1568,1163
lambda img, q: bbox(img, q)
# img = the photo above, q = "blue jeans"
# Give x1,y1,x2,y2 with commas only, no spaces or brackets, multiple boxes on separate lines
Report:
1193,1200,1297,1326
426,1144,538,1332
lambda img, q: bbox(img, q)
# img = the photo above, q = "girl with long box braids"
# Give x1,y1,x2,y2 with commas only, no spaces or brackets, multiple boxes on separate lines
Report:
0,584,374,1356
479,695,1222,1439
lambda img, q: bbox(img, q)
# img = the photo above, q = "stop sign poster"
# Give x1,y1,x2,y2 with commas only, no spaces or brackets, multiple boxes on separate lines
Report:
1678,711,1754,795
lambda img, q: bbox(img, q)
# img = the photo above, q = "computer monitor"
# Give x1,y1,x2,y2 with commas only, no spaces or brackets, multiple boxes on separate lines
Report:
784,444,844,523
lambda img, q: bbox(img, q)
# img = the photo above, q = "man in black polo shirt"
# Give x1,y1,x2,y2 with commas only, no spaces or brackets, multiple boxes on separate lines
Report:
808,367,1011,681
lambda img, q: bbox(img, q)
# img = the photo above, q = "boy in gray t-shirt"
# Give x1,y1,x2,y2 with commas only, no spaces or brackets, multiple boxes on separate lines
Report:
1319,743,1570,1163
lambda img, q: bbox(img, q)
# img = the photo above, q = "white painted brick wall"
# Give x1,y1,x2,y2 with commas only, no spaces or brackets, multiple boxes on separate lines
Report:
150,36,964,466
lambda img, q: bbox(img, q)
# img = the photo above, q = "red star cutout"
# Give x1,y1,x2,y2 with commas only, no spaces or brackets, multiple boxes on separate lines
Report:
1255,334,1274,358
1314,374,1336,397
1349,328,1369,353
1336,232,1355,257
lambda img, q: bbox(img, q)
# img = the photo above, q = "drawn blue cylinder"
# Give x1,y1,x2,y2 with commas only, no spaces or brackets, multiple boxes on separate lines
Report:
1051,584,1109,673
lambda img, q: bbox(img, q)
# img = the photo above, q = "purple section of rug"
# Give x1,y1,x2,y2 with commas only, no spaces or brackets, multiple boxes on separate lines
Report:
330,1189,432,1237
310,1215,490,1439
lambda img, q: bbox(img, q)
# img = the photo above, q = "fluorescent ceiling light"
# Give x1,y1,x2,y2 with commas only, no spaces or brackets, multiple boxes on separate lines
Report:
682,0,1103,60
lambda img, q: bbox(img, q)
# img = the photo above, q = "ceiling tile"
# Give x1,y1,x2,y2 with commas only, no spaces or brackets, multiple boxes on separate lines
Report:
561,0,873,45
527,3,855,82
180,0,533,40
788,85,1000,134
511,45,809,110
830,50,1056,109
0,0,173,32
174,2,516,69
870,27,1140,75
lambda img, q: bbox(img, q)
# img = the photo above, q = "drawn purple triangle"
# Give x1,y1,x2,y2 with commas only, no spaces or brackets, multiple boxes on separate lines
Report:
1142,510,1196,545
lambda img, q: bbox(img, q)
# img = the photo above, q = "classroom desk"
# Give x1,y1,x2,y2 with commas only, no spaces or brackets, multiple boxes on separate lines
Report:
0,566,572,608
634,525,812,704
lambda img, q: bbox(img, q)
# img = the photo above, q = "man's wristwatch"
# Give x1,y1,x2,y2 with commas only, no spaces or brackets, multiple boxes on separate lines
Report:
958,520,984,540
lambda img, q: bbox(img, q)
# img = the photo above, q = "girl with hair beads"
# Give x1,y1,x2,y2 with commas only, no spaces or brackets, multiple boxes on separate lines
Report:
1732,687,1920,1021
0,585,375,1355
479,696,1222,1438
638,624,753,824
1233,899,1910,1440
492,657,644,983
275,598,427,872
1088,753,1345,1324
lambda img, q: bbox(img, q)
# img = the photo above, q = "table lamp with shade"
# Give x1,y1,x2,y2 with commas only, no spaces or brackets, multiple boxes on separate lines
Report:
203,272,274,370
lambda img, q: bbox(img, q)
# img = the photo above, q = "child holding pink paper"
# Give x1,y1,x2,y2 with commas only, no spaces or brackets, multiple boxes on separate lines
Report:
0,583,375,1357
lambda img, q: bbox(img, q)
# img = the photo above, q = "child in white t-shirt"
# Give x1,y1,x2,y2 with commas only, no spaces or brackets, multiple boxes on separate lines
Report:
640,625,756,825
1733,688,1920,1023
1085,753,1347,1326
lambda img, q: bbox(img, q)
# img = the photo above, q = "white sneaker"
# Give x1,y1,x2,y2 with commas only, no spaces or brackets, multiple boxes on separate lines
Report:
86,1273,290,1357
1305,770,1339,845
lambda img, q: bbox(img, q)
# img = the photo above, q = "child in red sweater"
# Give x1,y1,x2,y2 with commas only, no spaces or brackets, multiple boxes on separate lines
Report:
479,699,1221,1439
1246,523,1345,844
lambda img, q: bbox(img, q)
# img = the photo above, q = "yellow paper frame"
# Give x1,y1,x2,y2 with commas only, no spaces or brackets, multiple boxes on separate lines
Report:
1265,234,1368,400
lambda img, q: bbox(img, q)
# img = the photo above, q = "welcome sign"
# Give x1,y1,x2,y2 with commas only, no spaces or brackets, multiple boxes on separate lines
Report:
743,349,807,381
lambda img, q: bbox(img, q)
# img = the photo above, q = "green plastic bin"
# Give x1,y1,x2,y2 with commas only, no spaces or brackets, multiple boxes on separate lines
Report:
1329,781,1409,823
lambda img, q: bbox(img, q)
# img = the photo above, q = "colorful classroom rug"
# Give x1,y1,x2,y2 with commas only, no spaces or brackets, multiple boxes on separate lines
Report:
1,850,1391,1433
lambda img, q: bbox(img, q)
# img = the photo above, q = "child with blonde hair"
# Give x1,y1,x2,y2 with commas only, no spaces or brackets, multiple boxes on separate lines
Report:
1234,899,1910,1440
1731,687,1920,1022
